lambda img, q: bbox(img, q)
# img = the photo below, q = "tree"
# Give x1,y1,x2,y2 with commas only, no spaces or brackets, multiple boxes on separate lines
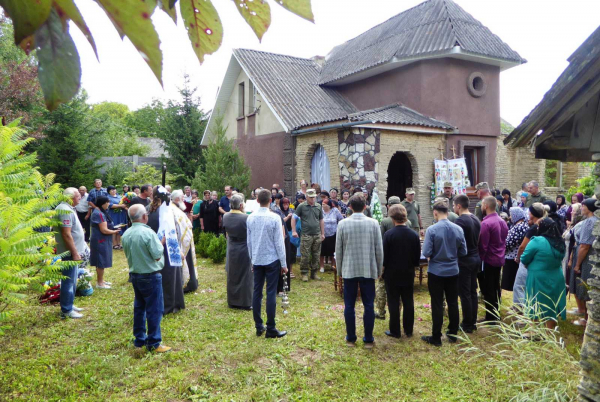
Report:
161,75,207,186
123,164,175,187
34,92,103,188
0,16,45,135
192,114,250,196
0,122,72,334
124,99,167,137
0,0,315,111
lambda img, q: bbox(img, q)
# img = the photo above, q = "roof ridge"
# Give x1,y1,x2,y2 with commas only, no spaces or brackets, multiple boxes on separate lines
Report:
349,103,400,118
234,48,313,63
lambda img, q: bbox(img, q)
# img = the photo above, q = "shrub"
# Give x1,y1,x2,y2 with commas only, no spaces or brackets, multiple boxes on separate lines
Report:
122,164,175,188
207,235,227,264
0,123,75,334
196,231,216,259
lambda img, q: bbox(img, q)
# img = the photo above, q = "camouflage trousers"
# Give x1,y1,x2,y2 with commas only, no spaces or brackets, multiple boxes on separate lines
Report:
300,234,321,276
375,278,387,317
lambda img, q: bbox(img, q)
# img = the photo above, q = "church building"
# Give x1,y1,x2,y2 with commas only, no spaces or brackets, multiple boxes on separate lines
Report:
202,0,547,223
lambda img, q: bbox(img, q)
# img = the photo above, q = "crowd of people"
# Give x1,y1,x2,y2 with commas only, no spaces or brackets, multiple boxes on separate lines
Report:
53,176,597,351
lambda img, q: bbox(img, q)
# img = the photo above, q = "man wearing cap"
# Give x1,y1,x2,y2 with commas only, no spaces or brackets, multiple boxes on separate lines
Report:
401,188,423,237
440,182,455,204
292,189,325,282
374,196,403,319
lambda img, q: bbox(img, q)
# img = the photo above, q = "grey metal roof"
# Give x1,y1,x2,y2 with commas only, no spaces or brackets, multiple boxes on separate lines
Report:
349,104,455,130
319,0,525,84
233,49,357,131
136,137,168,157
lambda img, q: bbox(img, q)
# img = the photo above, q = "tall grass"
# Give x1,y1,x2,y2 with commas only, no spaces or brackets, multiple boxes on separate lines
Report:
459,296,578,401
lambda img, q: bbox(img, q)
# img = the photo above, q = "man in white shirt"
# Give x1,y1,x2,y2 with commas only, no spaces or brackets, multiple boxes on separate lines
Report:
247,189,288,338
75,186,90,242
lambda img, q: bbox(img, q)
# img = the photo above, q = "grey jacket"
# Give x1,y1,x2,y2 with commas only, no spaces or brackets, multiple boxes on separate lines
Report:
335,212,383,280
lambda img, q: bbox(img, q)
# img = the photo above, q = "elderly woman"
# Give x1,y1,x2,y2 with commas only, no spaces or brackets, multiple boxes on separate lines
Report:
320,198,344,272
90,196,120,289
200,191,220,235
222,194,253,310
568,198,598,326
329,188,339,202
518,192,529,209
107,185,127,249
502,207,529,292
148,186,185,314
556,195,568,218
521,218,567,328
566,193,585,225
563,202,583,292
171,190,198,293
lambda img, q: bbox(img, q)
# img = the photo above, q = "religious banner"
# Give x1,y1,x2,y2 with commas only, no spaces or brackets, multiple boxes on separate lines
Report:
433,158,469,199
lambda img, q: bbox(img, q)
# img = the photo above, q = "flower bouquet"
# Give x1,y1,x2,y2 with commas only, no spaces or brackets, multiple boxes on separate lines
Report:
120,191,137,208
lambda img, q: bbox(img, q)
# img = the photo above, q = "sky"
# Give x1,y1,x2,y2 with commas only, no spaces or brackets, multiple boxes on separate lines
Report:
71,0,600,127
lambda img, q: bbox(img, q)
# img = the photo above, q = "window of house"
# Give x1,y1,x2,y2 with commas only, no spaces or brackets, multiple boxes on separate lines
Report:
238,82,245,117
463,147,482,186
248,80,255,113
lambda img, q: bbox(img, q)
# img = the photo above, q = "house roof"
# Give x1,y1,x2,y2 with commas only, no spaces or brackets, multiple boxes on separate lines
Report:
319,0,525,85
233,49,357,131
504,25,600,150
348,104,455,130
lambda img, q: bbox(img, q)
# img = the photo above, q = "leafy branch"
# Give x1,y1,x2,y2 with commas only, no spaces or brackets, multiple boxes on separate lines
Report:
0,0,314,111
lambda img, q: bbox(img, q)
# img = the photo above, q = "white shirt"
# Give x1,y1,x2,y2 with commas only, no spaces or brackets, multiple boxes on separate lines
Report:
74,193,89,213
247,207,287,267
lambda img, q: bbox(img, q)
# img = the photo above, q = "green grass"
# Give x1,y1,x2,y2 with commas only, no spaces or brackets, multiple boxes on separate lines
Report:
0,251,586,401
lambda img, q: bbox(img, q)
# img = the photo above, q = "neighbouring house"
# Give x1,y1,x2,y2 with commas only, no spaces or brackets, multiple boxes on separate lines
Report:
202,0,547,224
97,137,168,174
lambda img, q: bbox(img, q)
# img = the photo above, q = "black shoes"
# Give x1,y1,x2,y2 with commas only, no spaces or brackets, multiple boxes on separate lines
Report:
266,329,287,339
374,312,385,320
385,330,401,339
421,336,442,347
256,327,266,337
445,332,458,343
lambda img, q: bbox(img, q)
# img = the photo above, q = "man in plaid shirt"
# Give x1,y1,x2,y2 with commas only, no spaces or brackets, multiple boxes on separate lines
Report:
335,195,383,349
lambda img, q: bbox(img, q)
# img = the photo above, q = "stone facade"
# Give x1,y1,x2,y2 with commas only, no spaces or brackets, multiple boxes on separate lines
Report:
564,162,593,189
494,135,547,194
338,128,380,192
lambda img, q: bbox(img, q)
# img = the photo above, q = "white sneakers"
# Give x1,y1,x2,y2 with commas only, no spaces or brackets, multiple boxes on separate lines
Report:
72,306,84,312
96,284,111,289
61,310,83,319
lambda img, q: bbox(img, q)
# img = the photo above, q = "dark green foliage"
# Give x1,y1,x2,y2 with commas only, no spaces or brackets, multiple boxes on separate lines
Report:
196,231,216,259
192,114,251,196
567,172,596,200
33,92,103,188
207,235,227,264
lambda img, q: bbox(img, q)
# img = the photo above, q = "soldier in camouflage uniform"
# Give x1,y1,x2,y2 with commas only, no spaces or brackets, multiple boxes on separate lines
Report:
375,196,401,319
474,182,491,221
440,181,455,205
292,189,325,282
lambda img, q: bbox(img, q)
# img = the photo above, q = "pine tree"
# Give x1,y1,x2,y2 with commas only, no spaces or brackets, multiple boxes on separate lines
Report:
192,114,251,196
161,75,207,186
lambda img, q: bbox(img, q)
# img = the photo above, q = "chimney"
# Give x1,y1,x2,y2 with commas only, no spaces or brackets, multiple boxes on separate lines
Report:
311,55,326,68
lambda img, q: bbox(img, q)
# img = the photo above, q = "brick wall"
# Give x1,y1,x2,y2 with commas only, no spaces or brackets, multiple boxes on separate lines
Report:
295,130,340,192
377,131,446,226
564,162,593,189
494,136,547,195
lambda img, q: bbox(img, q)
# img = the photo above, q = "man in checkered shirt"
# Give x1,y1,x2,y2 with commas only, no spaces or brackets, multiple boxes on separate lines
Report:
335,194,383,349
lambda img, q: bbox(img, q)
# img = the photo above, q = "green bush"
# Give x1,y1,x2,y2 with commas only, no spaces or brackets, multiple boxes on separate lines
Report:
196,231,216,259
207,235,227,264
566,170,596,201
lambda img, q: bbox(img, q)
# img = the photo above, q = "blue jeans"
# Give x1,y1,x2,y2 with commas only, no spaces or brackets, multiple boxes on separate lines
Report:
252,260,281,331
343,277,376,343
130,272,164,350
60,263,79,314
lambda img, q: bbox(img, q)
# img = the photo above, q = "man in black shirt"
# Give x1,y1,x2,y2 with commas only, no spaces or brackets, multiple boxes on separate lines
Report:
382,204,421,338
453,194,481,333
131,184,153,208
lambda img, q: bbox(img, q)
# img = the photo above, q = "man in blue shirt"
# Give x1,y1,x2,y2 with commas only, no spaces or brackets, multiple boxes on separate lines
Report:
219,185,233,215
421,199,467,346
87,178,108,215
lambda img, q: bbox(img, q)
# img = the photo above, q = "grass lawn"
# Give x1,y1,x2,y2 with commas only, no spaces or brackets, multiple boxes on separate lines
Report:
0,250,586,401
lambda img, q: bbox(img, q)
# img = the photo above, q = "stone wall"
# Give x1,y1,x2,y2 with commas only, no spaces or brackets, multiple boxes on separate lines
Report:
377,131,446,227
494,136,547,194
338,128,380,192
563,162,593,189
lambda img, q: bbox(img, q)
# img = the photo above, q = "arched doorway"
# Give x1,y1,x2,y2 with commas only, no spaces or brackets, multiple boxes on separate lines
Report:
386,152,413,201
311,145,330,191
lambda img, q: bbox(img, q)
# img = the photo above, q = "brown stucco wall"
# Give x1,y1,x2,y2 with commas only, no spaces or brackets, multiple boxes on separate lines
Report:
335,58,501,137
235,132,284,190
445,135,498,185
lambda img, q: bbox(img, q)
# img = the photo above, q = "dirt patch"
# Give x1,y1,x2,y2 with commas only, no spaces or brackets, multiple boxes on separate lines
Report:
289,347,321,366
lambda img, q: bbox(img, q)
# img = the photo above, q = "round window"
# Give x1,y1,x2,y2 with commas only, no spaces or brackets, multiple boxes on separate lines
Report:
467,72,487,98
